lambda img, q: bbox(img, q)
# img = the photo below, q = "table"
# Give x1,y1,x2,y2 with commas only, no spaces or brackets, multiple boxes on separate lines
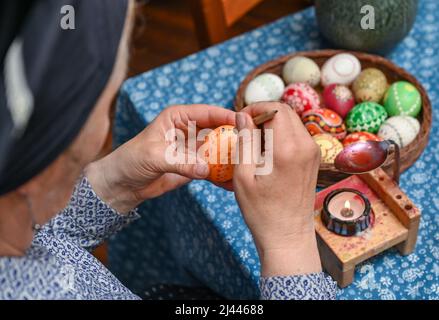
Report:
109,0,439,299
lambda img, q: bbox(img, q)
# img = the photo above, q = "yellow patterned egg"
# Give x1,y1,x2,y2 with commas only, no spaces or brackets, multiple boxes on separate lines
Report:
312,133,344,164
352,68,388,103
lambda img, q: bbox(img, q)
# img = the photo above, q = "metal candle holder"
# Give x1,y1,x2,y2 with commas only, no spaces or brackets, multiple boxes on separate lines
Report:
321,188,372,237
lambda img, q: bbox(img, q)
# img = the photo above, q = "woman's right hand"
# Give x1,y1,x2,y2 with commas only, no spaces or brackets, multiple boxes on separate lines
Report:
233,102,322,277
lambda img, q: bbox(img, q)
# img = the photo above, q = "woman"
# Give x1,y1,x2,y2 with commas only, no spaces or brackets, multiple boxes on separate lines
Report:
0,0,336,299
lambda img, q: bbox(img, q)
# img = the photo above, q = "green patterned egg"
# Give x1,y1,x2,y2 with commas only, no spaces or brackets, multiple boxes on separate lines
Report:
383,81,422,117
346,102,388,133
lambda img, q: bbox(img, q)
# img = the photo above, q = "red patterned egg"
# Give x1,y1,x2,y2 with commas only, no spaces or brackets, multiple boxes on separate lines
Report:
281,82,321,116
323,84,355,119
301,108,347,140
343,132,382,147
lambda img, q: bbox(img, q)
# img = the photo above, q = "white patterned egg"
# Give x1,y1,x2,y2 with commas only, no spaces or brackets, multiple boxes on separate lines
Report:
321,53,362,87
244,73,285,105
378,116,420,147
282,56,321,87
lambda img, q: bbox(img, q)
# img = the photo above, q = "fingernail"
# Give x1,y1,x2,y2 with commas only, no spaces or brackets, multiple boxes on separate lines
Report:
195,163,209,177
236,112,246,130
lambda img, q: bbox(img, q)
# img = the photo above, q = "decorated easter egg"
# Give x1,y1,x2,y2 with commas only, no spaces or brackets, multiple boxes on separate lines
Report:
378,116,420,148
352,68,388,103
312,134,344,164
346,102,388,133
343,132,382,147
282,82,321,115
202,125,237,182
322,84,355,118
383,81,422,117
244,73,285,105
321,53,361,87
282,56,321,87
302,108,347,140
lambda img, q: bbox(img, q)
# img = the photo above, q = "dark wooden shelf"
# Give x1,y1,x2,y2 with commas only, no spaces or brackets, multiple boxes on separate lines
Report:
128,0,311,77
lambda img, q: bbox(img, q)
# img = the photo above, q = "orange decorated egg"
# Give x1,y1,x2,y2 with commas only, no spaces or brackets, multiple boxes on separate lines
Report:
343,132,382,147
202,125,238,182
301,108,347,140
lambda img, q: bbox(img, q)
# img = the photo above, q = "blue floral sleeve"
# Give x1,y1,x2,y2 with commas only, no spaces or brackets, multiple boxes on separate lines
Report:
45,175,140,251
259,273,337,300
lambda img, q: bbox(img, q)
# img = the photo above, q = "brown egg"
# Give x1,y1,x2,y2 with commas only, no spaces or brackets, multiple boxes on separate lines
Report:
352,68,388,103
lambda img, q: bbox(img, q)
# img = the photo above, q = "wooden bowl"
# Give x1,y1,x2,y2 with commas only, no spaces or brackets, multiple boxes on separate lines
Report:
235,50,432,187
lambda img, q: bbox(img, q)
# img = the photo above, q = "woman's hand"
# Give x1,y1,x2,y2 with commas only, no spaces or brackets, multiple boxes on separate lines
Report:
233,102,322,277
86,104,235,213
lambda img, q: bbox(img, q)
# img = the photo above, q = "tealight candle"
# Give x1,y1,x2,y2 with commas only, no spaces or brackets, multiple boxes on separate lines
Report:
322,188,372,236
340,201,354,218
328,193,365,221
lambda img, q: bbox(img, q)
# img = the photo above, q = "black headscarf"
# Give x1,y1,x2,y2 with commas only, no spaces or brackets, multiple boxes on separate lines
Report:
0,0,128,195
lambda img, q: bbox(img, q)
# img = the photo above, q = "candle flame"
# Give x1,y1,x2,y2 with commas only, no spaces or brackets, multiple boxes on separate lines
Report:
344,200,351,209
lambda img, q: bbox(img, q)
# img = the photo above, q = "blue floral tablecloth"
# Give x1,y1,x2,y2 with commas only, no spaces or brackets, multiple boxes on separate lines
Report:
109,0,439,300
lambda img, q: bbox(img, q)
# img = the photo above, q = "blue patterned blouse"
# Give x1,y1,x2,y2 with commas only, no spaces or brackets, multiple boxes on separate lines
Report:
0,176,336,300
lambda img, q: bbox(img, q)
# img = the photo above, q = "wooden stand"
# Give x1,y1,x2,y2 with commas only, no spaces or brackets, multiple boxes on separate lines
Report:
314,168,421,287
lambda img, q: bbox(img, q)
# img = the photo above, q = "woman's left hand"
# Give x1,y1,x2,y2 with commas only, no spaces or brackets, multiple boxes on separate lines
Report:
85,104,235,213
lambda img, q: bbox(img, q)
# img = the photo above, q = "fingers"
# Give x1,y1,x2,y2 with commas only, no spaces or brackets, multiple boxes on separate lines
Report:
233,112,258,185
146,138,211,180
144,105,236,183
157,173,192,192
137,173,192,199
162,153,210,180
166,104,236,129
242,102,313,165
243,102,309,137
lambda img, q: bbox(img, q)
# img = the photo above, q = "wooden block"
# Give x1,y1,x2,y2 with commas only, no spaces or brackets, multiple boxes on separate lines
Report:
358,169,421,228
314,169,421,287
359,168,421,256
316,235,355,288
396,217,420,255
